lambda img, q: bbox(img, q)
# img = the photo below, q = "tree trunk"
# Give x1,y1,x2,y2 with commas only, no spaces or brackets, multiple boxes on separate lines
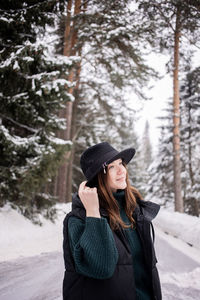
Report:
66,48,82,201
188,102,199,216
56,0,81,202
63,0,73,57
173,6,184,213
55,0,73,202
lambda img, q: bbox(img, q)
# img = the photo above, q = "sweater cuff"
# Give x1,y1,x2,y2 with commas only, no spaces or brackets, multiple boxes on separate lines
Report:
85,216,106,223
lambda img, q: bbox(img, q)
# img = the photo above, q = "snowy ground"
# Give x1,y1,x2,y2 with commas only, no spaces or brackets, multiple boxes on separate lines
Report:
0,203,71,261
154,207,200,250
155,228,200,299
0,203,200,299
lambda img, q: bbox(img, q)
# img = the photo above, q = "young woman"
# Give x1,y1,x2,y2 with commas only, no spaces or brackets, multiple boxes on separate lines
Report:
63,142,162,300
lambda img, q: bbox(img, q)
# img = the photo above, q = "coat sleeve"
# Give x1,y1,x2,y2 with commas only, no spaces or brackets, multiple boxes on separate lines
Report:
67,216,119,279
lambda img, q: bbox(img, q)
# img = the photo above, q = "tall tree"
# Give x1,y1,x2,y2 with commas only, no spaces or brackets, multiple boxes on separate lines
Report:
141,120,152,168
145,105,174,206
147,72,200,217
55,0,159,202
137,0,200,212
56,0,82,203
136,120,153,196
0,0,76,221
180,66,200,216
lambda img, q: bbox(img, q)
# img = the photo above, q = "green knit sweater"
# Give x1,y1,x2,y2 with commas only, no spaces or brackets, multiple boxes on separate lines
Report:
68,190,152,299
113,190,152,300
68,216,118,279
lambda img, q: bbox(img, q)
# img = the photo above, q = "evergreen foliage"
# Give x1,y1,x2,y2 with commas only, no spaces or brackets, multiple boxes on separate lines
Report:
78,0,157,100
180,67,200,216
146,68,200,216
136,0,200,213
59,0,158,192
146,111,174,207
137,120,153,196
0,0,78,222
136,0,200,53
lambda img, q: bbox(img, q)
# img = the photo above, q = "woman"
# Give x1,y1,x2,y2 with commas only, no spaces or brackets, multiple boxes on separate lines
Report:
63,142,162,300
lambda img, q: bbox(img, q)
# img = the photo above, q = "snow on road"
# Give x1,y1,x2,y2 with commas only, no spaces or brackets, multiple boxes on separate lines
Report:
155,228,200,300
0,252,63,300
0,204,200,299
0,230,200,300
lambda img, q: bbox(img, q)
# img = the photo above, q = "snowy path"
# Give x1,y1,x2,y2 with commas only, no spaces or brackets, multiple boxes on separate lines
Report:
0,252,63,300
0,231,200,300
155,228,200,300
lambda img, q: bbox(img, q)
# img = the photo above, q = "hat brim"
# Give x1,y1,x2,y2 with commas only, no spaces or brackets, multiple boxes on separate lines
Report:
107,148,135,165
86,148,135,188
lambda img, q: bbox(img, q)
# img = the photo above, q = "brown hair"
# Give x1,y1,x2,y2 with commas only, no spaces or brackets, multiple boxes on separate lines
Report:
97,163,143,230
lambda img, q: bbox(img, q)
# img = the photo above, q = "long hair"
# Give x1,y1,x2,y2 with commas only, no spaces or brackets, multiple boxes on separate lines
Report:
97,163,143,230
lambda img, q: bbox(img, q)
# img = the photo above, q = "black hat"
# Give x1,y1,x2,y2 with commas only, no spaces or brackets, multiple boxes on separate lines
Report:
80,142,135,187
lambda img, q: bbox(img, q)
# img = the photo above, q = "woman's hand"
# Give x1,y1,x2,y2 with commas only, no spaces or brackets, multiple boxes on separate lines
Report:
78,181,100,218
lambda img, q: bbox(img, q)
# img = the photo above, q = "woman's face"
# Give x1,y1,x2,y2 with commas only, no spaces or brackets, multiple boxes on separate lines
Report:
107,159,127,192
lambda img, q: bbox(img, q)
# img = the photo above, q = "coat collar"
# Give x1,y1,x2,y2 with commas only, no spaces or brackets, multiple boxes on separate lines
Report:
71,192,160,222
134,197,160,222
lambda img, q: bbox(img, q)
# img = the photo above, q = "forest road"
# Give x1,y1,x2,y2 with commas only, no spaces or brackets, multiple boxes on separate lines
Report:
0,231,200,300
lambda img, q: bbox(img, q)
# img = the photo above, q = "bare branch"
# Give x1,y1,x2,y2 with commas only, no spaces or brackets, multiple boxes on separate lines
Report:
0,114,39,134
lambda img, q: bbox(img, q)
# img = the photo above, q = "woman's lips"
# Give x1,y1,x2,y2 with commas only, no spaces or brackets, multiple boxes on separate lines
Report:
117,177,125,181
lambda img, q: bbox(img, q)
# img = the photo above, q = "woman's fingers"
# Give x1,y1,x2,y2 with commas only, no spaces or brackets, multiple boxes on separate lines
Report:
78,181,87,195
78,182,100,218
78,181,97,194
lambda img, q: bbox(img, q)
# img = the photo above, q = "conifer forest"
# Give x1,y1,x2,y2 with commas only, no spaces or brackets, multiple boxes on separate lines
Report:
0,0,200,222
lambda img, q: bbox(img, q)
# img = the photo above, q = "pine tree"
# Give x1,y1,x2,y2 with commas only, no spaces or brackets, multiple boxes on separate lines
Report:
54,0,158,201
137,0,200,212
180,66,200,216
141,120,153,168
146,70,200,217
0,0,77,221
146,106,174,207
109,108,140,192
137,120,153,196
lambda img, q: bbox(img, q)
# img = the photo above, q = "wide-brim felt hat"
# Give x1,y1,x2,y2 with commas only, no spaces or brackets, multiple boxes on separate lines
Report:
80,142,135,187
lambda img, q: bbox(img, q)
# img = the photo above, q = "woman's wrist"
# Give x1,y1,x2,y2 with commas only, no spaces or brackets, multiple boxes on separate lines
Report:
86,210,101,218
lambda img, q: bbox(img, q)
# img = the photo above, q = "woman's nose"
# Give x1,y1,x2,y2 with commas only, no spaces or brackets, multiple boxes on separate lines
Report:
117,166,122,174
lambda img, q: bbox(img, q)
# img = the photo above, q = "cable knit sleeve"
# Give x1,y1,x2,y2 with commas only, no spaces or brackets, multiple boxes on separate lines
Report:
68,216,119,279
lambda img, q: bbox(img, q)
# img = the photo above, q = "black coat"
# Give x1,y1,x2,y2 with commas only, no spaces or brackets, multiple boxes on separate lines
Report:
63,193,162,300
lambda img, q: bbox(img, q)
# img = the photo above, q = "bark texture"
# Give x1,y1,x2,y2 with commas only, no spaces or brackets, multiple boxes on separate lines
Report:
173,6,184,213
56,0,81,202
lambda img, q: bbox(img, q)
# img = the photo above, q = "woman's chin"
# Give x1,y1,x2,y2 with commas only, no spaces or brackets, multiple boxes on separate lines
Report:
116,182,127,190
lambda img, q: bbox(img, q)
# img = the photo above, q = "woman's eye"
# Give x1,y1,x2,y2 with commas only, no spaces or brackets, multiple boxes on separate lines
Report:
109,165,114,169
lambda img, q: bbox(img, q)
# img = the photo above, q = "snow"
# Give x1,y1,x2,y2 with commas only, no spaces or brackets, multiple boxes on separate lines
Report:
155,226,200,266
153,207,200,250
0,203,200,299
0,16,14,23
0,203,199,263
161,267,200,290
0,124,39,145
22,56,34,62
41,78,73,94
13,60,20,70
0,203,71,262
47,136,72,145
154,227,200,298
